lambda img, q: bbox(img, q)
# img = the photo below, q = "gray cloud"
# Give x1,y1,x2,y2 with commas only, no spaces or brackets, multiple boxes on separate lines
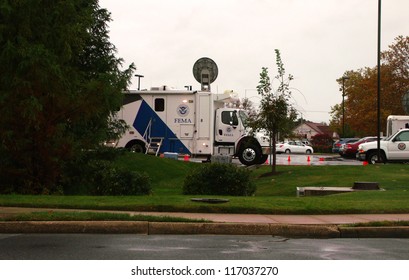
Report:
100,0,409,122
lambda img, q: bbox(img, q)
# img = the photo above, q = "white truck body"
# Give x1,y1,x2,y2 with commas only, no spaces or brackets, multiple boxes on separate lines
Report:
357,129,409,163
386,115,409,137
114,87,270,165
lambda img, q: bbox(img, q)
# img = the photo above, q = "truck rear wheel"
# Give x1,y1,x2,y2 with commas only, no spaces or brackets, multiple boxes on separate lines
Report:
239,144,262,166
125,141,146,153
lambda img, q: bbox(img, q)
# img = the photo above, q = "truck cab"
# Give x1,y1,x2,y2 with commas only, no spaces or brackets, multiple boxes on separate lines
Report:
214,108,270,165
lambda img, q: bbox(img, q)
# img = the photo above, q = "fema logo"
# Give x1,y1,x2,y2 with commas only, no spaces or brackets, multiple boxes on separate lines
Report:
226,127,232,133
177,104,189,117
398,143,406,150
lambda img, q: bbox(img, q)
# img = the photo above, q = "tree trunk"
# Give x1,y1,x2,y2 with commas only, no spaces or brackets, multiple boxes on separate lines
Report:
271,131,277,174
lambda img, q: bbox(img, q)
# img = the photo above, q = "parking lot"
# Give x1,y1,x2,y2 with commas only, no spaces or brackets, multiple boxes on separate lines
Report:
270,153,363,166
199,154,363,166
186,153,364,166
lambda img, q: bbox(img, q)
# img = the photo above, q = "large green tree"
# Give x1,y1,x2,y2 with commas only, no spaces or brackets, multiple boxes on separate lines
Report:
0,0,134,194
250,50,297,174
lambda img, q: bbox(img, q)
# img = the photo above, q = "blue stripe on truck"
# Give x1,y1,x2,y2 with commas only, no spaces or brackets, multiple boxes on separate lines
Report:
133,100,190,154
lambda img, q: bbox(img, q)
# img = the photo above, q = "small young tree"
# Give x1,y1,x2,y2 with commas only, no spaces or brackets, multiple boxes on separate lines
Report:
250,50,298,174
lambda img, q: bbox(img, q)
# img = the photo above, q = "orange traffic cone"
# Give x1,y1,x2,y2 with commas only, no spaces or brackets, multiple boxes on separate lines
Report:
307,156,311,162
287,156,291,162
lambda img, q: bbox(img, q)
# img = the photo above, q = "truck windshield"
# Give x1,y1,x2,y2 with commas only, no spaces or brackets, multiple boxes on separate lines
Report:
239,110,248,127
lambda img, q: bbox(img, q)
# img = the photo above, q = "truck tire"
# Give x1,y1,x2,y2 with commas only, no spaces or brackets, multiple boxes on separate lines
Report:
126,141,146,153
239,144,262,166
259,154,268,164
367,151,386,164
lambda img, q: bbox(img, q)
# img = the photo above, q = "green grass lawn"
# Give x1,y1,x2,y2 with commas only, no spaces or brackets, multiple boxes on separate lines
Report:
1,153,409,214
0,211,208,223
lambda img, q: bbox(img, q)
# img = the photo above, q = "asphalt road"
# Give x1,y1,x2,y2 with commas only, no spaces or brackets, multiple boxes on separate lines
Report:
1,234,408,260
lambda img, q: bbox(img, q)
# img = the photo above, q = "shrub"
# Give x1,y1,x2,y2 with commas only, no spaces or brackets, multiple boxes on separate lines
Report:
90,161,151,196
60,148,151,195
183,163,256,196
311,133,334,153
312,145,333,153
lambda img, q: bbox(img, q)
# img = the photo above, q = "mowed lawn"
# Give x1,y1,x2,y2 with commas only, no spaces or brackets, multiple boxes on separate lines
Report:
1,153,409,214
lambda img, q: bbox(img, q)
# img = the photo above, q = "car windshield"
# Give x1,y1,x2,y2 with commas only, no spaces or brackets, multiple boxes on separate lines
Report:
385,132,398,141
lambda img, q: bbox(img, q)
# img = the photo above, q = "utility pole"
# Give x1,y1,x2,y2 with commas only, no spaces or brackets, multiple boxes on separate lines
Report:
341,76,349,138
376,0,382,162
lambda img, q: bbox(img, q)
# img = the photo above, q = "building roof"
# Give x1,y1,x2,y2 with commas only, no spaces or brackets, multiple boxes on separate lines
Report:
305,122,332,136
295,121,334,138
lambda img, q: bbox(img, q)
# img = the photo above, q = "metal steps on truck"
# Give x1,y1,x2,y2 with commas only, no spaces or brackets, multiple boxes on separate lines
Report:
145,137,163,156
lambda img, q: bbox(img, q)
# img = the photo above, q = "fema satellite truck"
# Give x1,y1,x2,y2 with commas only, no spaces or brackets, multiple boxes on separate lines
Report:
111,58,270,166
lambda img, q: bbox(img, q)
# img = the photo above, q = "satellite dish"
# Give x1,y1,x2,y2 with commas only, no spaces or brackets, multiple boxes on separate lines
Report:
193,57,218,91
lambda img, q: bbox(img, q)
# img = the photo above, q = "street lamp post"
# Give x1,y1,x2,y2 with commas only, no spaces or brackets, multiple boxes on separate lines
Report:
376,0,382,162
135,74,144,90
341,76,349,138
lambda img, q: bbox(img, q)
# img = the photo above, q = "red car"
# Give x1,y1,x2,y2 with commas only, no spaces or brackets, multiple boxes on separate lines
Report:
339,137,378,158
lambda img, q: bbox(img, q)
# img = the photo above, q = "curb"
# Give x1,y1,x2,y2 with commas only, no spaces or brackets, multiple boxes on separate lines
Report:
149,222,271,235
0,221,149,234
1,222,408,238
148,223,340,238
339,226,409,238
270,224,340,238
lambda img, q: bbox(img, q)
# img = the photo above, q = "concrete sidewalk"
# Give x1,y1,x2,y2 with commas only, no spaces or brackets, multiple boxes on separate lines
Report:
126,212,409,225
2,207,409,224
1,207,409,238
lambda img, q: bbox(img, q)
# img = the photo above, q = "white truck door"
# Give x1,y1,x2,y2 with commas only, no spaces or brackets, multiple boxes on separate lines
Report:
150,96,168,135
215,109,243,143
197,94,211,139
387,130,409,160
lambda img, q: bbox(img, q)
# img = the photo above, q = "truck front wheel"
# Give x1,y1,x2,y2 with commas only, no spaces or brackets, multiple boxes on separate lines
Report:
259,154,268,164
367,151,386,164
239,144,262,166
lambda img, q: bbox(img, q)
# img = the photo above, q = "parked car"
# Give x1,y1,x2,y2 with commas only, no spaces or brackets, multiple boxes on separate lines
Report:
357,129,409,164
332,138,359,153
339,136,378,158
276,141,314,154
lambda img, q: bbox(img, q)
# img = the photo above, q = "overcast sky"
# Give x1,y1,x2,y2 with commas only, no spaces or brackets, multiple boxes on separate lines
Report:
99,0,409,123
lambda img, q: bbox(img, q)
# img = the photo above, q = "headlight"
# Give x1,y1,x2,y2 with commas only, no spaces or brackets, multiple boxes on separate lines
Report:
104,140,118,148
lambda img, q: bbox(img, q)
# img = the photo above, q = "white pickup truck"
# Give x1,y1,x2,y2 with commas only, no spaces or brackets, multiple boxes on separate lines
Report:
357,129,409,164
